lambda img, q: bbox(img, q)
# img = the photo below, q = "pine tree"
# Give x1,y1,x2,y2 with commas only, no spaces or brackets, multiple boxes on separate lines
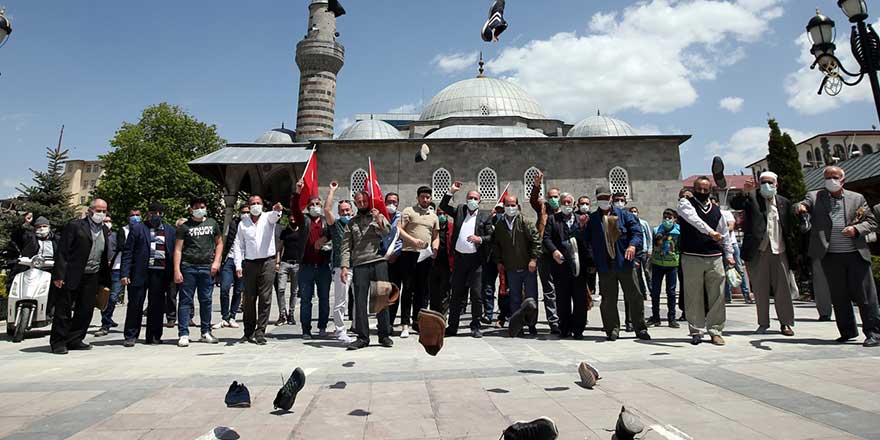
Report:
16,143,76,230
765,118,807,276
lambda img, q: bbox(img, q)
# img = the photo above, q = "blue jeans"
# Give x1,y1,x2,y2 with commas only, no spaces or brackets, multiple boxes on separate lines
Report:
179,266,214,337
506,269,539,317
100,269,124,329
298,263,331,334
219,258,242,322
650,265,678,321
725,244,751,301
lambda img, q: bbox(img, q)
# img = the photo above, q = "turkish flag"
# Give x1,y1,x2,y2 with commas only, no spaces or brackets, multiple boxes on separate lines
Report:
366,157,390,220
497,182,511,205
299,149,319,212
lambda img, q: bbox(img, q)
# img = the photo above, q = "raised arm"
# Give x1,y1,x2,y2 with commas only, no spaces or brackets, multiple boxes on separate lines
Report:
529,171,544,214
440,180,460,214
324,181,339,225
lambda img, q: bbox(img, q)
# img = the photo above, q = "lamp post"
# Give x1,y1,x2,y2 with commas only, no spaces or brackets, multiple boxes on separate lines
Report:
806,1,880,124
0,7,11,48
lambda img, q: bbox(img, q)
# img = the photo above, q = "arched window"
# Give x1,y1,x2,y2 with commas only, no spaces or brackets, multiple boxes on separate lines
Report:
477,167,498,201
523,167,543,200
350,168,367,198
850,144,861,156
834,144,846,160
609,166,631,200
432,168,452,201
863,144,874,155
806,150,814,165
814,147,823,166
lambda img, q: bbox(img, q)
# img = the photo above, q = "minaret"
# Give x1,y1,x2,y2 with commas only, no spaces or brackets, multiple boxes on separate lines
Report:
294,0,345,142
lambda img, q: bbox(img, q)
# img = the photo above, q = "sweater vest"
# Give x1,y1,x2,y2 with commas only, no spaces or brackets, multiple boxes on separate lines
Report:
679,199,723,256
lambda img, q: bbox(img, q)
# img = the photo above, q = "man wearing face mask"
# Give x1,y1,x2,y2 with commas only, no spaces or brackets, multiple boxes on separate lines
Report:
290,180,333,340
730,172,794,336
797,166,879,346
96,215,123,334
678,176,735,346
441,181,491,338
576,196,597,297
396,186,440,338
7,216,58,296
585,187,650,342
175,197,224,347
214,205,248,330
429,204,455,315
628,205,653,302
275,212,301,327
543,193,589,339
494,195,542,337
529,171,561,334
649,209,681,328
324,181,354,343
233,195,284,345
50,199,111,354
383,192,405,331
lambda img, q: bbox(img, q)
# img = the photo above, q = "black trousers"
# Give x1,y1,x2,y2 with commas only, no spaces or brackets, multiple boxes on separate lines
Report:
822,252,880,339
50,273,98,350
243,258,275,338
352,260,391,343
447,252,483,333
397,251,432,327
165,283,177,321
429,260,451,314
386,257,403,327
123,269,167,341
554,264,587,336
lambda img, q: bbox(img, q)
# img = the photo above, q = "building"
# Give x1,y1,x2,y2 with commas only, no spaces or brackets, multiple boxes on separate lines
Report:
63,159,103,211
803,152,880,206
189,0,691,231
747,130,880,175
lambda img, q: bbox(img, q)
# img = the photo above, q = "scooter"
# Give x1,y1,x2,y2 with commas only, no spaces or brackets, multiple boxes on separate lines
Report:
6,256,53,343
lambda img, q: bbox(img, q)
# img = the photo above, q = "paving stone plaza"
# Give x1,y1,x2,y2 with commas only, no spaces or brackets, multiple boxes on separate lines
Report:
1,291,879,440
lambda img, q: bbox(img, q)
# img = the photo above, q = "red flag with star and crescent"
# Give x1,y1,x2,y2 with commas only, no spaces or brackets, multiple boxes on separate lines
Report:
298,149,319,212
366,157,390,220
497,182,511,205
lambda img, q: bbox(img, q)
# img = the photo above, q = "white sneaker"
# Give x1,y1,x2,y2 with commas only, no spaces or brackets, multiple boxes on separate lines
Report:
227,320,240,328
211,320,227,330
178,336,190,347
200,332,219,344
400,329,410,339
337,332,353,344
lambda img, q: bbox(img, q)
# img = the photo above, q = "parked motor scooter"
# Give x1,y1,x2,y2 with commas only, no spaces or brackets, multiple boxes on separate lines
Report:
6,256,53,343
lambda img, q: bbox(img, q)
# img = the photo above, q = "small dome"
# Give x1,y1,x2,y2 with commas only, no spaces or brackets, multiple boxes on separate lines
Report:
255,127,296,144
337,119,403,140
425,125,547,139
568,115,637,137
420,77,545,121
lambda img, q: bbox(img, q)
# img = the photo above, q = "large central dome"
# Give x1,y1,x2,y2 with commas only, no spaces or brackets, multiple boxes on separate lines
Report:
419,77,545,121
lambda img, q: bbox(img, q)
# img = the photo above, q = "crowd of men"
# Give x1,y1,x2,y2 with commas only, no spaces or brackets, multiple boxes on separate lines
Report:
6,164,879,354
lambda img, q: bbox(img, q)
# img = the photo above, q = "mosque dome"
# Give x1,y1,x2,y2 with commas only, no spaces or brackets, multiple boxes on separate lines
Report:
425,125,547,139
568,114,637,137
419,77,546,121
254,127,296,144
337,119,403,140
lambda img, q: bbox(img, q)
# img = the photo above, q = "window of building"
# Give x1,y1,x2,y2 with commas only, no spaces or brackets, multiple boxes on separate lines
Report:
477,167,498,201
93,165,100,173
350,168,367,198
85,164,92,173
89,180,96,189
80,196,85,204
432,168,452,201
863,144,874,155
81,180,88,190
833,144,846,160
806,151,813,164
609,166,631,200
814,147,823,166
523,167,543,200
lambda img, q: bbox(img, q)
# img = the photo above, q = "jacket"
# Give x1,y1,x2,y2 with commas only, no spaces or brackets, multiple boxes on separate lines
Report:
729,190,792,262
290,192,332,263
439,193,493,259
542,212,583,276
52,218,111,289
121,221,176,287
800,189,877,263
340,212,391,268
585,207,643,273
651,223,680,267
492,215,541,271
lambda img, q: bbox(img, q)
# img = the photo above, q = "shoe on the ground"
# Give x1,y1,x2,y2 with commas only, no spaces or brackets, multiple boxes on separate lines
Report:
677,315,688,322
178,336,190,347
379,336,394,348
302,332,312,340
508,301,530,338
288,313,296,325
51,346,68,355
275,311,287,326
471,328,483,338
225,381,251,408
836,335,856,343
636,330,651,341
755,325,769,335
529,326,538,336
200,332,219,344
146,337,162,345
123,339,135,348
212,320,227,330
573,332,584,340
274,367,306,411
864,336,879,347
240,335,256,344
318,328,328,339
94,328,110,337
646,317,661,327
669,320,680,329
165,319,176,328
481,0,508,43
525,299,539,328
67,341,92,351
615,406,645,440
578,361,600,389
549,324,561,335
480,316,492,325
691,334,702,345
781,325,794,337
347,339,368,351
624,322,633,333
110,321,119,328
711,335,725,346
337,333,353,344
607,328,619,341
255,335,267,345
228,319,240,328
400,328,410,339
188,319,197,327
818,315,832,322
501,416,558,440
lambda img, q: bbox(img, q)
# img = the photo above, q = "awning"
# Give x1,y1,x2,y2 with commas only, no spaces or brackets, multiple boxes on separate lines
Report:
804,152,880,191
188,145,314,184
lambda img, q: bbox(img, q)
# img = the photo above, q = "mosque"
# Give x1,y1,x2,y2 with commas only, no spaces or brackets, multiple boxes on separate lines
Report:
189,0,690,229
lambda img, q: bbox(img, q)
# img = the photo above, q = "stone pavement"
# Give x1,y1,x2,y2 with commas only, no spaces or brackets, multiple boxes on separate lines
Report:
1,292,879,440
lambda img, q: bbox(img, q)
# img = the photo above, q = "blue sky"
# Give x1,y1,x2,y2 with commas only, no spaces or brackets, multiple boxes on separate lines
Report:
1,0,877,197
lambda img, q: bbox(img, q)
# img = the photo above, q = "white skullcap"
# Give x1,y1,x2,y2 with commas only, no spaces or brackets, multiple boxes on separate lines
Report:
760,171,778,183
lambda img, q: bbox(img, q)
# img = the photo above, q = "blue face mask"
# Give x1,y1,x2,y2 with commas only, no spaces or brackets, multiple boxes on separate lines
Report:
663,219,675,229
438,215,448,224
759,183,777,199
339,215,352,224
129,215,142,224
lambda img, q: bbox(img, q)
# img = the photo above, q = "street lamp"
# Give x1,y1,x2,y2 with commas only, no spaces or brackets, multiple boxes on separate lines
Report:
806,3,880,124
0,8,11,48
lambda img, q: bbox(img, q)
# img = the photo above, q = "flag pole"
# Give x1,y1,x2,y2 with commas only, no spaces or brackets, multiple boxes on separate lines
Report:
368,157,374,210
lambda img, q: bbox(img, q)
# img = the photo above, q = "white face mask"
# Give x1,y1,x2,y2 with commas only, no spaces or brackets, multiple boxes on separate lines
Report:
613,201,626,209
467,199,480,211
240,212,249,219
824,178,842,193
36,227,50,238
308,206,322,217
90,211,106,224
561,205,574,215
192,208,207,219
104,223,113,231
249,204,263,216
386,204,397,215
504,206,519,217
597,200,611,211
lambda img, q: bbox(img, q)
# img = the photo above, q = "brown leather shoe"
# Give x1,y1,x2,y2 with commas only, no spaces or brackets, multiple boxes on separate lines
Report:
710,335,725,346
781,326,794,337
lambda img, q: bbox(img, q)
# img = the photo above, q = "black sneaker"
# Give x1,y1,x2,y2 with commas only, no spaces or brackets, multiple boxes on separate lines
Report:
637,330,651,341
255,335,267,345
288,313,296,325
864,336,879,347
471,328,483,338
508,300,531,338
225,381,251,408
646,317,661,327
123,339,136,347
607,329,619,341
379,336,394,348
481,0,508,43
274,367,306,411
502,416,558,440
549,323,561,335
624,322,633,333
669,320,681,329
347,339,368,351
275,311,287,326
691,335,702,345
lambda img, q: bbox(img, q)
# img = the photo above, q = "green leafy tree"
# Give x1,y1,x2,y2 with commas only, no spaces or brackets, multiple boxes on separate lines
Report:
766,118,807,275
16,144,76,230
94,103,225,224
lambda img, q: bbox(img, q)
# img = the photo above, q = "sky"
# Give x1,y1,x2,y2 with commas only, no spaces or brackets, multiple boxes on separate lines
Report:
1,0,877,198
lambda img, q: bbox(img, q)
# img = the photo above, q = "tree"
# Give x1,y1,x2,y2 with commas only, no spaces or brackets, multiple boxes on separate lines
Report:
94,103,225,224
766,118,807,275
16,144,76,230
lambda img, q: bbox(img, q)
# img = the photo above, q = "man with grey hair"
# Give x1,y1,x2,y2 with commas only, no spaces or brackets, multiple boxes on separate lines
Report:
50,199,111,354
797,166,879,346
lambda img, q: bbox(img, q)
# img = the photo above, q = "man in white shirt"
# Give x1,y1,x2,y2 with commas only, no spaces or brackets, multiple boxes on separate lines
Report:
233,194,283,345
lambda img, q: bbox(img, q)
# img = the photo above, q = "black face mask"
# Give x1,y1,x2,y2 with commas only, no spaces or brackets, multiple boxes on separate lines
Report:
149,215,162,227
693,192,710,203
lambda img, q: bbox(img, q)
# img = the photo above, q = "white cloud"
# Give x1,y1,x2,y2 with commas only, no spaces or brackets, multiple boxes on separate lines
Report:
719,96,745,112
706,125,815,170
785,22,876,115
431,51,480,74
335,116,354,136
487,0,785,121
387,100,423,114
0,178,23,199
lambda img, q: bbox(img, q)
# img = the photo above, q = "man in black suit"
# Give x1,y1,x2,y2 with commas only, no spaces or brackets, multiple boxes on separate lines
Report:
730,171,795,336
543,193,589,339
440,180,493,338
51,199,111,354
